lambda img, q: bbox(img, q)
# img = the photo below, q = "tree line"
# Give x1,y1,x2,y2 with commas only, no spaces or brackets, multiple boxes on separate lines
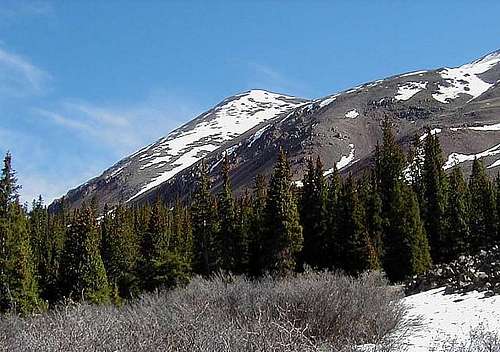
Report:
1,119,499,314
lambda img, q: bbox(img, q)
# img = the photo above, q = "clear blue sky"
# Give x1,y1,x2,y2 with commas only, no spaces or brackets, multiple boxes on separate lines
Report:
1,0,499,203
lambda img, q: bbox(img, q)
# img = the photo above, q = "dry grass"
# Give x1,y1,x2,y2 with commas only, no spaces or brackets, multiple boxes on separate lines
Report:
0,271,408,352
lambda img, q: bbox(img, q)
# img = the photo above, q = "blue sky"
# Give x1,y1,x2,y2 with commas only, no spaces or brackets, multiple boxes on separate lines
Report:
0,0,499,203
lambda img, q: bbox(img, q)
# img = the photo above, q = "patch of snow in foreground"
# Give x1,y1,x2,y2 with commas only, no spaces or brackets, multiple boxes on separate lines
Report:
398,288,500,351
345,109,360,119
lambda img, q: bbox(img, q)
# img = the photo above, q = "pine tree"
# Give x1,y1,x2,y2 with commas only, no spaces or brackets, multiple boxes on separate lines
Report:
359,172,383,270
60,206,110,303
325,164,341,269
421,130,448,263
406,134,425,202
262,149,303,275
28,196,48,275
383,183,431,281
233,191,251,273
445,167,470,258
101,204,140,297
216,154,237,272
0,153,41,314
335,175,373,274
469,158,497,252
191,160,219,276
247,174,267,276
38,211,66,302
375,120,431,281
300,156,327,269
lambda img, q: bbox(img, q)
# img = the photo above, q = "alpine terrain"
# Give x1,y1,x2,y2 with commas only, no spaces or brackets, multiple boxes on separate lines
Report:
52,49,500,211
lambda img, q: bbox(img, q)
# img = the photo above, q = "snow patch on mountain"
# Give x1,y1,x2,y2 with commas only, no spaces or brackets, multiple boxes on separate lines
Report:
432,51,500,103
395,82,428,101
319,96,336,108
419,128,442,141
323,144,356,177
345,109,359,118
399,70,428,78
443,143,500,170
127,90,305,201
248,125,271,147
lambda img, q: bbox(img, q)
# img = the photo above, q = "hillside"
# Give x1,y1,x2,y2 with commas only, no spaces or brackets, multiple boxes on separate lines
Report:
52,49,500,211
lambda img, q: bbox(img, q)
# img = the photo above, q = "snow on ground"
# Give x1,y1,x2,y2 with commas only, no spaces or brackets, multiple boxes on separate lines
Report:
295,144,358,186
399,288,500,351
466,122,500,131
337,144,356,169
128,90,304,201
345,109,360,118
395,82,428,101
248,125,271,147
432,51,500,103
443,143,500,170
318,95,338,108
323,144,357,177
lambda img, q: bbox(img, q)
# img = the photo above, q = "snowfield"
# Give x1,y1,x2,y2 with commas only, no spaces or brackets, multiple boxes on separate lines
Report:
398,288,500,351
395,82,428,101
432,51,500,104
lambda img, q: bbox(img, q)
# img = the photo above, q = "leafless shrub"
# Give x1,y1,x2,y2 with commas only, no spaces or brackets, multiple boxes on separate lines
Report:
438,325,500,352
0,271,407,352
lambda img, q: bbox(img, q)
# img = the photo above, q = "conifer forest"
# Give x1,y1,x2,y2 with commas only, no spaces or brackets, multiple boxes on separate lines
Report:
0,119,497,315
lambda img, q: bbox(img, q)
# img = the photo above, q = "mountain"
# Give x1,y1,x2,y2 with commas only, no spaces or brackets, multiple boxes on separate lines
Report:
52,49,500,211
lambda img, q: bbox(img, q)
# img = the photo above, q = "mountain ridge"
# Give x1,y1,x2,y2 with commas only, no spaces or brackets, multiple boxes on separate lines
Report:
51,49,500,211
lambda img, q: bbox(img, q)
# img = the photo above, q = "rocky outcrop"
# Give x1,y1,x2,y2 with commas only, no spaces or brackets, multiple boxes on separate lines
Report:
406,246,500,297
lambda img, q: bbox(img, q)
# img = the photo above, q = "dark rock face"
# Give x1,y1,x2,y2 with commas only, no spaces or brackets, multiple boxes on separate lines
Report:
51,50,500,212
406,246,500,297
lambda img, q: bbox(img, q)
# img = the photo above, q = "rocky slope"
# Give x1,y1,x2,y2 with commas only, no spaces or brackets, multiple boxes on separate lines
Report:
52,49,500,211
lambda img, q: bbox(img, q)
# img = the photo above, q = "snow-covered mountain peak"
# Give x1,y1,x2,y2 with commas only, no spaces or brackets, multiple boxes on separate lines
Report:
114,90,307,201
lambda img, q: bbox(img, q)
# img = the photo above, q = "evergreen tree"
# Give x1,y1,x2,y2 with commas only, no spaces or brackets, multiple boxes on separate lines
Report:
216,154,237,272
0,153,41,314
421,130,448,263
383,183,431,281
376,119,406,214
469,158,497,252
38,211,66,302
325,164,341,269
406,134,425,202
60,206,110,303
375,120,431,281
247,174,267,276
262,149,303,275
191,160,219,276
300,156,327,269
28,196,47,275
102,204,140,297
359,172,383,270
445,167,470,258
335,175,373,274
